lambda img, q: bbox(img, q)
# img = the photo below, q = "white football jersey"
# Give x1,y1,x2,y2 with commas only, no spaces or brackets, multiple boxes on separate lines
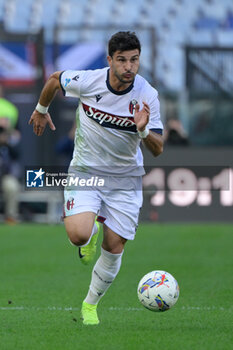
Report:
60,67,163,176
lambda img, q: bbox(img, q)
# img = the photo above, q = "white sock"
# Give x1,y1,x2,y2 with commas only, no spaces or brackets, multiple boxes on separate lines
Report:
84,247,123,305
69,222,98,247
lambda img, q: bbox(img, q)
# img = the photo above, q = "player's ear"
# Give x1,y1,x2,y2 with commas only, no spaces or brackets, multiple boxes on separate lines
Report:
107,55,112,66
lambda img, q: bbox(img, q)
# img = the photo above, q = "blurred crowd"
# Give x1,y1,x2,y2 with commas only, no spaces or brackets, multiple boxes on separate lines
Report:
0,86,21,224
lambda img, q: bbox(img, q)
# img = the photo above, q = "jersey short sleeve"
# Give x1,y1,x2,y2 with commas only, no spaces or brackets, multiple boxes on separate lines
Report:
147,89,163,134
59,70,86,98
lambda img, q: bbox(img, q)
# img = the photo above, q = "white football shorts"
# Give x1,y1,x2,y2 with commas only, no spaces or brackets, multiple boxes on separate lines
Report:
63,171,143,240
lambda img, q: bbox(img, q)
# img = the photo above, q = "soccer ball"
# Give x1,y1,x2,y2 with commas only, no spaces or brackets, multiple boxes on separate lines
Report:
137,270,179,312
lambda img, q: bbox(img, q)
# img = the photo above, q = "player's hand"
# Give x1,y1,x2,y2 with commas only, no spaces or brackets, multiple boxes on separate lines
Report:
28,110,56,136
134,102,150,132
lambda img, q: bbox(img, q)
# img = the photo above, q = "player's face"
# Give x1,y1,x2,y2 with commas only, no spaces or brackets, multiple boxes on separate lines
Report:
107,49,140,85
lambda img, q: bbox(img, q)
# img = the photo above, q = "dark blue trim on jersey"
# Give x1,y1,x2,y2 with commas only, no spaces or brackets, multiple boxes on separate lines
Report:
106,69,134,95
150,128,163,135
59,71,66,96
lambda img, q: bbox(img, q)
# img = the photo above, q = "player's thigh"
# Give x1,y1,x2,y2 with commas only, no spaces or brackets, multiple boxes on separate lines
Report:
102,224,127,254
64,211,96,244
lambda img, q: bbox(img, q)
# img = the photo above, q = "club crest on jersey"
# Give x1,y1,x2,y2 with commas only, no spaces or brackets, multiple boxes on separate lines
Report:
66,197,75,210
129,99,138,114
82,103,137,133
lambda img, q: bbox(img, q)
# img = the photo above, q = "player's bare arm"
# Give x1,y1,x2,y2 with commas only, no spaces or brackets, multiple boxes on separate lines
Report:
28,71,62,136
142,131,163,157
134,102,163,157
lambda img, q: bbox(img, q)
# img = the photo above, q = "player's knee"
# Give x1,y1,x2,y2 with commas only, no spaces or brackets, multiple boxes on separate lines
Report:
64,215,94,246
69,235,89,247
66,228,90,247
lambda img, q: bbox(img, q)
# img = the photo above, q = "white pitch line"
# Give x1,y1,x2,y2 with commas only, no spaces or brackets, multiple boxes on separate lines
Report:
109,306,232,311
0,306,79,311
0,306,231,311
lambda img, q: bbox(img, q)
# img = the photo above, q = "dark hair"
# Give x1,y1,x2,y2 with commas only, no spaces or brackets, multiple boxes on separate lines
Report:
108,31,141,57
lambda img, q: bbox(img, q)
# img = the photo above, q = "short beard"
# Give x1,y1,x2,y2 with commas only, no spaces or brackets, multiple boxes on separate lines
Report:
114,69,134,84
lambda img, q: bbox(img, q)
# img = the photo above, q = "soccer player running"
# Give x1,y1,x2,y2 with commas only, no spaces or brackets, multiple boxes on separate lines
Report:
29,31,163,325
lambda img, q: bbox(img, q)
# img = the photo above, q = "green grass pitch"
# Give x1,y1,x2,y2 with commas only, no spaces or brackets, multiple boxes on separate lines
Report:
0,223,232,350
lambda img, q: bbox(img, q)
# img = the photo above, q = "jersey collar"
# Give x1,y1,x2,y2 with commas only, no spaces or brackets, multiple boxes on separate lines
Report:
106,69,134,95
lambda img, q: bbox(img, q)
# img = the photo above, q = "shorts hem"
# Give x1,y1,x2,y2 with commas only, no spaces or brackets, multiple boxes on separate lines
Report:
64,207,98,218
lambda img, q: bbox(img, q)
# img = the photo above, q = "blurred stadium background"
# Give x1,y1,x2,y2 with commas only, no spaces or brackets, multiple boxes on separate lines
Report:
0,0,233,223
0,2,233,349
